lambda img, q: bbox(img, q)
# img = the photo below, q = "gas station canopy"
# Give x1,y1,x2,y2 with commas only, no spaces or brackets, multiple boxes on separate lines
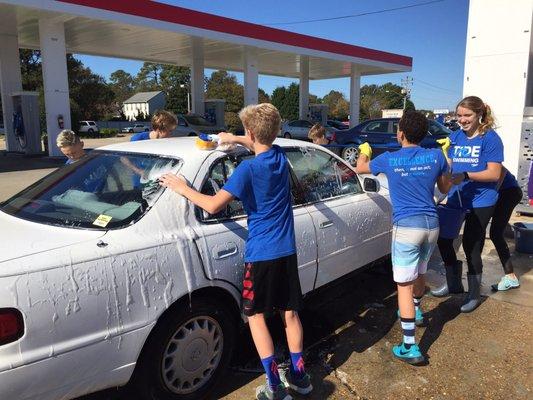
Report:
1,0,411,79
0,0,412,156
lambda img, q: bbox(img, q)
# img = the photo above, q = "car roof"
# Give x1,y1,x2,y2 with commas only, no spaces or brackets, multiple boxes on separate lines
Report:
95,137,324,166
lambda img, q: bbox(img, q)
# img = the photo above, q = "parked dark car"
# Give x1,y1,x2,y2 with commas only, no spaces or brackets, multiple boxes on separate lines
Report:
327,120,349,130
444,119,461,131
331,118,452,165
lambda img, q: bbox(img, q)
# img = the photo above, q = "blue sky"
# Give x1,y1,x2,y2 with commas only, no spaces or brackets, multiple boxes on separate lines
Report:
76,0,469,111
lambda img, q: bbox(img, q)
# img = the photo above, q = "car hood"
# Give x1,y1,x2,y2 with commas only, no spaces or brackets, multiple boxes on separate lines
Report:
0,211,106,264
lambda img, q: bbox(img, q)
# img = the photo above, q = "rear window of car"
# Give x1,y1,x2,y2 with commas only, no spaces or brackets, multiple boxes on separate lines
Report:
363,121,390,133
184,115,215,127
88,122,96,126
0,151,181,230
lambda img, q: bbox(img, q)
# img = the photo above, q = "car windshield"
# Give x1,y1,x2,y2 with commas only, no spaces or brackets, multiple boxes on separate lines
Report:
184,115,215,126
0,151,181,229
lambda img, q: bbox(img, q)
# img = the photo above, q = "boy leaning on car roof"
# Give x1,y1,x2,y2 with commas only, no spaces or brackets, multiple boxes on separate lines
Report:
160,103,312,400
356,110,452,365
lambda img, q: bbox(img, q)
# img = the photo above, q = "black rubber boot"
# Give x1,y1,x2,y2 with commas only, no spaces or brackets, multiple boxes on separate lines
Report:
431,261,464,297
461,274,482,313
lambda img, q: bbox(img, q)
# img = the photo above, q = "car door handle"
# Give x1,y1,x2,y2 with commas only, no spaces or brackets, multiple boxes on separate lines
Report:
213,244,238,260
319,220,333,229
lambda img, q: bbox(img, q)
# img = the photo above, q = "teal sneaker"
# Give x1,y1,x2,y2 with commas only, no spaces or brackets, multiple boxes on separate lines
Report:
255,382,292,400
397,308,425,326
280,369,313,395
491,275,520,291
392,343,425,365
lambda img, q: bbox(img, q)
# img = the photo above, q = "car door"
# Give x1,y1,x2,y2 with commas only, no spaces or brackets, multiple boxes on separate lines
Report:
285,146,392,288
192,151,318,295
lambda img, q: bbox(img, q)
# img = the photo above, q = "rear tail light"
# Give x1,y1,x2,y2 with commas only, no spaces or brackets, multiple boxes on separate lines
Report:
330,131,337,142
0,309,24,345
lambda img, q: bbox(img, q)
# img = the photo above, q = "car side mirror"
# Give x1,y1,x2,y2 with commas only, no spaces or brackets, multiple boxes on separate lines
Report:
363,177,380,192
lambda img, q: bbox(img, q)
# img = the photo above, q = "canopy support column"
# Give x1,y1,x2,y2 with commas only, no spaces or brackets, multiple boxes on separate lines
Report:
190,37,205,115
299,55,309,120
244,47,258,106
349,65,361,128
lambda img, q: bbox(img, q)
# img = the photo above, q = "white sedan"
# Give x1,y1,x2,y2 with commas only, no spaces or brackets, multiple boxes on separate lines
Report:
0,138,392,400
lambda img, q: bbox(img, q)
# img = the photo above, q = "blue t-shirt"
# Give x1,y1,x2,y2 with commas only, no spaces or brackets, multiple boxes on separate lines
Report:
130,131,150,141
500,170,519,191
447,129,504,209
222,145,296,262
369,146,448,223
130,131,151,187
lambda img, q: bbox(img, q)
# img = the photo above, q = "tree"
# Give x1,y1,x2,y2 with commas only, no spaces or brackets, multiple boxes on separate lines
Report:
135,63,164,91
271,83,299,120
16,50,116,132
322,90,350,120
205,70,243,113
159,65,190,114
359,83,415,121
67,55,115,122
109,69,135,105
258,88,270,104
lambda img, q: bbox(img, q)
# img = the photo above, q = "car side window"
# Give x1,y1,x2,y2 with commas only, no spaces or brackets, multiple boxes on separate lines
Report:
392,121,399,134
363,121,389,133
199,153,306,222
285,147,362,203
177,117,187,127
428,120,446,135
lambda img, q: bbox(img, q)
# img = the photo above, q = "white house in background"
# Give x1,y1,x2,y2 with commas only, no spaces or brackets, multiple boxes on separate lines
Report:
122,91,166,121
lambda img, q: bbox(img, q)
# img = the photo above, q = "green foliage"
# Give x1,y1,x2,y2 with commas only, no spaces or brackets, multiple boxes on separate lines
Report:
109,69,135,114
99,128,119,137
271,83,299,120
18,50,116,134
205,71,243,113
322,90,350,120
359,83,416,121
224,112,243,133
258,88,270,104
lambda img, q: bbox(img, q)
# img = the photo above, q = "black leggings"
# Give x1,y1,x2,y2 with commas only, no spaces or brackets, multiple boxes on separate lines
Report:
438,205,495,275
489,186,523,274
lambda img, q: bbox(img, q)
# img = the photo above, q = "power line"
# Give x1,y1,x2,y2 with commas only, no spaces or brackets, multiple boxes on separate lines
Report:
415,79,461,94
263,0,445,26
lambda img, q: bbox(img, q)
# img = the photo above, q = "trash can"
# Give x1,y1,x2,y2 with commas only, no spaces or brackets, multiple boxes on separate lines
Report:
513,222,533,254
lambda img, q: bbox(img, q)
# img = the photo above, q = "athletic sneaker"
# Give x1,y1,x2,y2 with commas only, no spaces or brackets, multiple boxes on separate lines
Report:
255,383,293,400
280,369,313,395
491,275,520,291
392,343,425,365
396,308,425,326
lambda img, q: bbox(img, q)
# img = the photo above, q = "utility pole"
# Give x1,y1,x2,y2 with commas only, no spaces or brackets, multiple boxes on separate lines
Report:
401,76,413,110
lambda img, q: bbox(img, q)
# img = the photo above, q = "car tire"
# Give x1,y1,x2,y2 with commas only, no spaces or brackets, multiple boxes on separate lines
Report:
283,132,291,139
129,129,134,133
88,128,94,133
342,144,359,166
132,297,237,400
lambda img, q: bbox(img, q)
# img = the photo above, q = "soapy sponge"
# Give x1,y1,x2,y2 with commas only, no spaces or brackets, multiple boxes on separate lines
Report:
195,137,217,150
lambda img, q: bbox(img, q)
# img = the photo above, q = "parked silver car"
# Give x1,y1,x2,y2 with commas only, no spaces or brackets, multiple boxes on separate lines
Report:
171,114,224,137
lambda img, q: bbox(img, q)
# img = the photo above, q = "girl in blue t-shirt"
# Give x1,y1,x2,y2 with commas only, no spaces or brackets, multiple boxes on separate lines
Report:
432,96,504,313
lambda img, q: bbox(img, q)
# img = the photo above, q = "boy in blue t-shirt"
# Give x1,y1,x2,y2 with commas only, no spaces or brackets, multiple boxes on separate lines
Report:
160,103,311,400
356,110,451,365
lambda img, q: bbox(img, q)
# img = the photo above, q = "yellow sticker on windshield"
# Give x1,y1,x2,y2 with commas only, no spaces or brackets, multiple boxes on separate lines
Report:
93,214,112,227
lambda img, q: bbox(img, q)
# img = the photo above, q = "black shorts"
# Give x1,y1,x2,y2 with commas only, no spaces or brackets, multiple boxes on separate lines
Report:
241,254,302,316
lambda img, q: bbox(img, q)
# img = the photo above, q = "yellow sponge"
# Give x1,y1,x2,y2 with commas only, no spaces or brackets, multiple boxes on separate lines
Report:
195,137,217,150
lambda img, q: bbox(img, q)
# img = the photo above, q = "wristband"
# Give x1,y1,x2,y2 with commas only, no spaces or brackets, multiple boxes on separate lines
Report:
463,171,469,181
